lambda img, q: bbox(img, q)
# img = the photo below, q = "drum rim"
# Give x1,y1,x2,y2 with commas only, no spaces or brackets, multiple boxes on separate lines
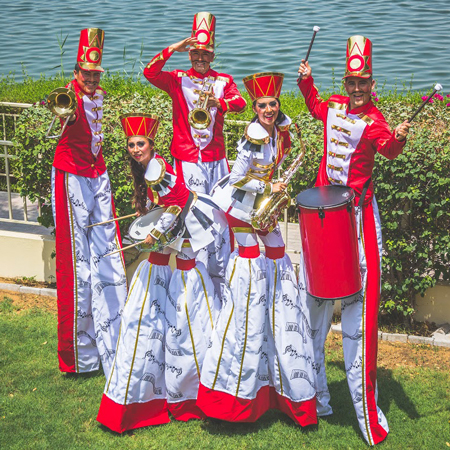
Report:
128,206,164,240
295,185,355,210
306,288,362,301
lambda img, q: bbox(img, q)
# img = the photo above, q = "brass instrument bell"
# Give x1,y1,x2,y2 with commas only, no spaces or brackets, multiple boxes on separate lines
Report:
45,87,77,139
188,79,212,130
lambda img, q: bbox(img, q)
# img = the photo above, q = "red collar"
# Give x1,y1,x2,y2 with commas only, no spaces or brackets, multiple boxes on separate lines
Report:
347,99,373,115
186,68,214,79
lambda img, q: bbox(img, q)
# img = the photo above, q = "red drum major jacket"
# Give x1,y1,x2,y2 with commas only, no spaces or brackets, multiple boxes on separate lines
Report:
299,76,405,205
52,79,107,178
143,47,247,163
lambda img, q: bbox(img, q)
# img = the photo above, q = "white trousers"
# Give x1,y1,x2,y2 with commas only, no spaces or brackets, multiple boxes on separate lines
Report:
298,198,389,445
51,168,127,376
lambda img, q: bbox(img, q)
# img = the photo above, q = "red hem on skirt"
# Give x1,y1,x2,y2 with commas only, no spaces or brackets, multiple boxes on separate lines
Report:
197,384,317,426
168,399,206,421
269,387,317,426
96,394,170,433
196,383,270,422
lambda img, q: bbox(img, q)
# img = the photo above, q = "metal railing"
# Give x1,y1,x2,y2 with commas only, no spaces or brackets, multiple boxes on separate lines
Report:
0,106,300,253
0,102,42,225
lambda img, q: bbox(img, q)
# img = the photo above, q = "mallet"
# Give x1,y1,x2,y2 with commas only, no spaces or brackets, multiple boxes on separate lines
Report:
297,25,320,82
408,83,443,123
85,212,138,228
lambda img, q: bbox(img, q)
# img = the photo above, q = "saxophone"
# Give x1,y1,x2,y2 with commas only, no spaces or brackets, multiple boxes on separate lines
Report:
250,124,306,232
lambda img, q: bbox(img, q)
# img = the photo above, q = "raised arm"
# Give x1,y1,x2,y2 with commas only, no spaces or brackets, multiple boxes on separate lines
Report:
143,37,198,93
297,59,328,122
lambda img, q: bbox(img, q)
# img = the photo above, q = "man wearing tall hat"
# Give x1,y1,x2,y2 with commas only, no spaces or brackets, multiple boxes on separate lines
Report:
143,12,247,293
144,12,246,193
297,36,410,445
51,28,127,376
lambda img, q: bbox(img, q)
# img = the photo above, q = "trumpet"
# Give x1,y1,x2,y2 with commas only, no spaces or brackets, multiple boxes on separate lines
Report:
188,79,212,130
45,87,77,139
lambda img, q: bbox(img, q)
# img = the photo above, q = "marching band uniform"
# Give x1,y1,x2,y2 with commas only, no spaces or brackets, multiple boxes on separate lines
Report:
98,115,226,432
198,73,317,426
143,12,246,294
143,12,246,193
297,36,405,445
51,29,127,375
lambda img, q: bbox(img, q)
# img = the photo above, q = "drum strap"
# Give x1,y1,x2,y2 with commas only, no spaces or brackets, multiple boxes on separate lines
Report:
358,177,371,208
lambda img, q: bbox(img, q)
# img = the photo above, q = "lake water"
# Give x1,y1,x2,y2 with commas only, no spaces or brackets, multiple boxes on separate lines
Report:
0,0,449,93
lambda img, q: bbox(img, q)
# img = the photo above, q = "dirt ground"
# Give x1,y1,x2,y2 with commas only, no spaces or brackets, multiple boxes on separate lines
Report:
2,288,449,372
326,332,450,371
0,276,56,289
1,288,57,314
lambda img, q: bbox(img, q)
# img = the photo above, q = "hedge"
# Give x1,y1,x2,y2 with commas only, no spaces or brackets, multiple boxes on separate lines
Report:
1,74,449,323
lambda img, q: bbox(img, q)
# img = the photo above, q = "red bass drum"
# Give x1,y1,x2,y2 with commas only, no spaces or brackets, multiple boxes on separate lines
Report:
296,185,361,300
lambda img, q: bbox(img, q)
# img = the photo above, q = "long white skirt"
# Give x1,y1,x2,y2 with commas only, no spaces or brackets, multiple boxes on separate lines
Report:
97,256,171,432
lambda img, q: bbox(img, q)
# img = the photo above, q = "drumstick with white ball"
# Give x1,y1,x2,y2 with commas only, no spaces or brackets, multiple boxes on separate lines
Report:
408,83,443,122
104,241,143,257
297,25,320,82
85,212,137,228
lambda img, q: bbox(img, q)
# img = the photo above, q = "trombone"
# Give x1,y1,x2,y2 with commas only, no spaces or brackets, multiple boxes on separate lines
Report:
45,87,77,139
188,79,212,130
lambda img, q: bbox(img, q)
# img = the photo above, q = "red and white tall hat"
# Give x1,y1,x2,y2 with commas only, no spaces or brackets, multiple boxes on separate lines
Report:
119,114,160,142
190,12,216,53
77,28,105,72
242,72,284,101
344,35,372,79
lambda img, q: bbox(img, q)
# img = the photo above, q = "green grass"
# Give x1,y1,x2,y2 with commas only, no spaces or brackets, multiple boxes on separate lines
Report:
0,296,449,450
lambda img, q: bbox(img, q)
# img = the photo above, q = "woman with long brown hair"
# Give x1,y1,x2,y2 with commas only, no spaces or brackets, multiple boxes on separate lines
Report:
97,113,226,432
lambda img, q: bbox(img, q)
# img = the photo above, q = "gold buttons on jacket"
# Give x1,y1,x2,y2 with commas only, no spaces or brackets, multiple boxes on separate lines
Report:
328,151,346,160
328,176,343,185
331,124,351,136
327,164,343,172
336,113,356,124
330,138,349,148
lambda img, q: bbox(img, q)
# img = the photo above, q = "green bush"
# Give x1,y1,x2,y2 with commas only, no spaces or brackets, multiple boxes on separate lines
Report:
4,75,450,324
374,101,450,323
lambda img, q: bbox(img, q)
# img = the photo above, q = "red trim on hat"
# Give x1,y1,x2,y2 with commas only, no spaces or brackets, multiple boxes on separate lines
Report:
120,115,160,140
243,73,284,101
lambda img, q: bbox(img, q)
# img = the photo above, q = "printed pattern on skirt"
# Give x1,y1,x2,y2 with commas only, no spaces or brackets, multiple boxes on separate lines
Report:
166,259,219,420
198,246,317,426
97,257,172,432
